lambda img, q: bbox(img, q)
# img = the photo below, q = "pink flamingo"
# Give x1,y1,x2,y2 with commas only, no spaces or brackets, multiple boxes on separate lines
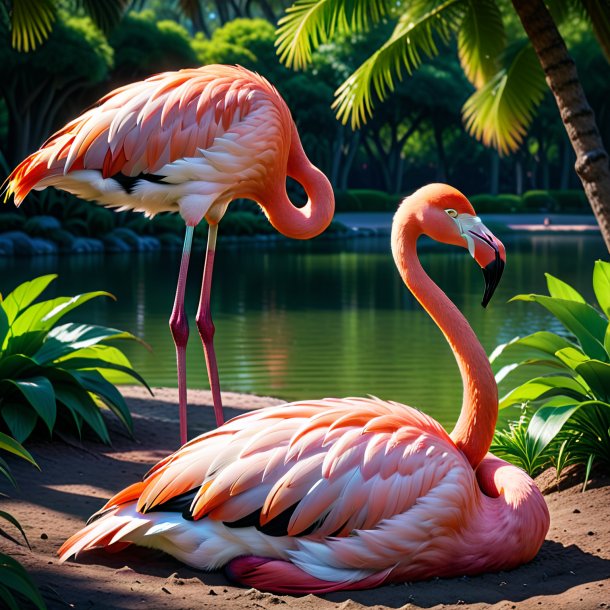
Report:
6,65,335,444
58,184,549,593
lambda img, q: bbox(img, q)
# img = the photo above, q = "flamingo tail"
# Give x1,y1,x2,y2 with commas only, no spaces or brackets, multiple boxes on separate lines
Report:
225,556,391,594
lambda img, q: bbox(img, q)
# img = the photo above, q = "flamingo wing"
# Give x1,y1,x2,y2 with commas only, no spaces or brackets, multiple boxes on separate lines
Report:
6,65,288,207
96,397,472,540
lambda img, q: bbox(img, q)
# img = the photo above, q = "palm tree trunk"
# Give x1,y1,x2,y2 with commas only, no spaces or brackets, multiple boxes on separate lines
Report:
511,0,610,250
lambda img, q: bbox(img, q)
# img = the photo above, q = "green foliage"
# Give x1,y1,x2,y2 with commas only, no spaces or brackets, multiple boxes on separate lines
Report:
491,261,610,486
0,13,114,85
469,193,523,213
277,0,606,153
463,41,547,156
0,275,149,444
522,190,556,212
6,0,128,52
109,11,196,77
0,432,45,609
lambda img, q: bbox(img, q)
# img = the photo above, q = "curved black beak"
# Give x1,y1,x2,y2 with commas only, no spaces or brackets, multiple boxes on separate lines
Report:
481,253,505,308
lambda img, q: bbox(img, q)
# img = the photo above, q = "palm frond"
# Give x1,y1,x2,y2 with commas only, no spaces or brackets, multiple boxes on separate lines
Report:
578,0,610,64
332,0,467,129
10,0,56,52
276,0,392,70
458,0,505,88
79,0,129,33
462,41,547,155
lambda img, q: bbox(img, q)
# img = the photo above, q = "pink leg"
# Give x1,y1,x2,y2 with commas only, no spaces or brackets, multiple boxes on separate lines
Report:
224,556,391,594
196,224,224,427
169,225,194,446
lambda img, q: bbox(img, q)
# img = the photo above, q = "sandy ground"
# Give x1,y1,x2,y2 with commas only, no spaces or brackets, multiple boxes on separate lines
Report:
1,387,609,610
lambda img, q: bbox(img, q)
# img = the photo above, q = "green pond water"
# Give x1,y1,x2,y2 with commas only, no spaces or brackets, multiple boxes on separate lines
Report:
1,231,606,429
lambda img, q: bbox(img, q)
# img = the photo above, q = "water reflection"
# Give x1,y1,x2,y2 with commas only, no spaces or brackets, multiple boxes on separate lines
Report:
1,232,606,428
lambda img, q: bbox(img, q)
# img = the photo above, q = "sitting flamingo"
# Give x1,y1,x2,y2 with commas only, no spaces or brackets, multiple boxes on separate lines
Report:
6,65,335,444
59,184,549,593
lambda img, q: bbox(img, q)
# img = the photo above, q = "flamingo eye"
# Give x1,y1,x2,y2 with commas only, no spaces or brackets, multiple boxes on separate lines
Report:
446,209,458,218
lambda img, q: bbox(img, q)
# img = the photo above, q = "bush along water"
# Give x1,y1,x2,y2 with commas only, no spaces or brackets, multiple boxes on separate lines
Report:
0,274,149,444
490,261,610,489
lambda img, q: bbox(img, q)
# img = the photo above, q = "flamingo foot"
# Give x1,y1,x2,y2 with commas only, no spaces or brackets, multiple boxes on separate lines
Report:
224,556,390,594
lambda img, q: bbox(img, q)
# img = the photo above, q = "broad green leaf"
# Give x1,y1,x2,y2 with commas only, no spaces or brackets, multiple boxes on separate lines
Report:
605,325,610,357
510,294,608,361
2,274,56,326
0,432,37,467
574,360,610,401
0,457,17,487
0,306,8,349
33,323,139,365
0,377,56,432
593,260,610,317
0,584,19,610
0,553,46,609
495,358,568,384
3,330,48,357
276,0,391,70
458,0,505,88
69,370,133,433
527,402,583,456
0,354,40,380
0,510,30,547
55,385,110,444
1,403,38,443
499,375,590,409
462,41,546,155
56,357,151,393
545,273,586,303
9,291,113,338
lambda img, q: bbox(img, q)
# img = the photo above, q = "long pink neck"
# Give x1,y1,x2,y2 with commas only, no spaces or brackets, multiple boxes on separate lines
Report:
263,124,334,240
392,222,497,469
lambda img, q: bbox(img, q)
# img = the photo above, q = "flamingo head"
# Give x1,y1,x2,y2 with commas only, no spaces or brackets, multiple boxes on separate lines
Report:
395,183,506,307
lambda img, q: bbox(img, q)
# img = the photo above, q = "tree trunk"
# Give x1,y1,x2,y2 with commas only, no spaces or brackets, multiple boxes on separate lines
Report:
515,157,523,195
512,0,610,249
433,122,448,182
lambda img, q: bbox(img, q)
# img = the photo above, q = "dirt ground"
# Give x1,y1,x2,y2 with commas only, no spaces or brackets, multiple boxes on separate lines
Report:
1,387,609,610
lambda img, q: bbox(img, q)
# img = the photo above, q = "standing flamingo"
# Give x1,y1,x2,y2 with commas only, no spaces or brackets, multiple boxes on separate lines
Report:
58,184,549,593
5,65,334,445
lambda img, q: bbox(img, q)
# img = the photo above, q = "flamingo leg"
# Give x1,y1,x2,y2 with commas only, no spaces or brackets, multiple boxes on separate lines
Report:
196,223,224,427
169,225,194,446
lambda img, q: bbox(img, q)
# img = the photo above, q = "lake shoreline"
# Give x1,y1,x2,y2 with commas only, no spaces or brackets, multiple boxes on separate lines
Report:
2,386,608,610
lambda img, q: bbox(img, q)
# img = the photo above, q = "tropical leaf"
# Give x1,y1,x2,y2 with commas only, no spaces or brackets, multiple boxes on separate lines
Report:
9,0,56,52
490,331,577,368
593,260,610,317
462,41,547,155
527,401,583,457
276,0,392,70
54,385,110,444
33,323,140,365
0,553,46,610
1,403,38,443
79,0,129,33
510,294,608,362
0,510,30,549
545,273,586,303
457,0,505,88
1,275,56,327
0,306,8,351
579,0,610,64
7,291,114,340
499,375,590,409
0,377,56,432
0,432,37,467
332,0,467,128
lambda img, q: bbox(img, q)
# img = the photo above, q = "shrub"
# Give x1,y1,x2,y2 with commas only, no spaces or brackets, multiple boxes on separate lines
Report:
0,212,25,232
522,190,555,212
490,261,610,488
548,189,589,213
334,190,361,212
0,275,149,444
